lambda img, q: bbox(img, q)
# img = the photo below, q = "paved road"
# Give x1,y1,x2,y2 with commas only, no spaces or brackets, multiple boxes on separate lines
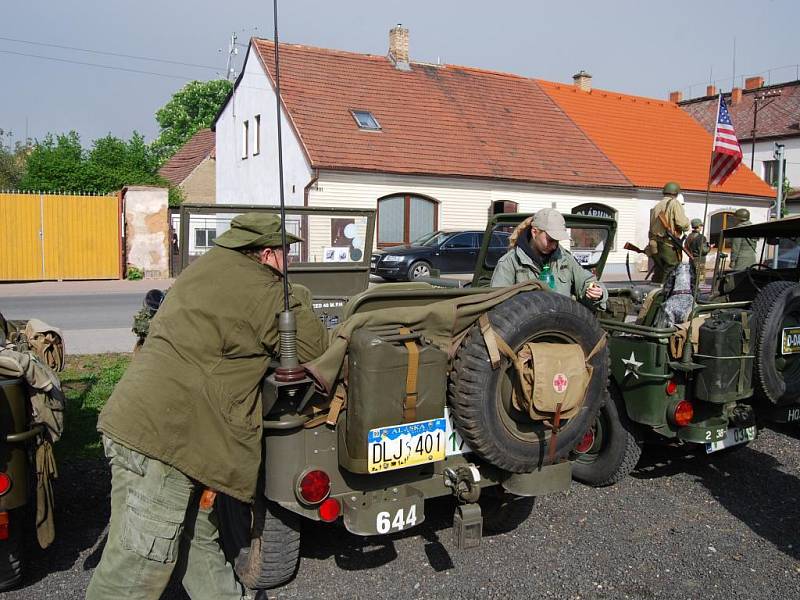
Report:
6,426,800,600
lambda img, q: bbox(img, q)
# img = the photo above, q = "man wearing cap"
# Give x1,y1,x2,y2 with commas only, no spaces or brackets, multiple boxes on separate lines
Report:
648,182,690,284
87,213,327,600
729,208,758,270
684,219,712,283
490,208,607,310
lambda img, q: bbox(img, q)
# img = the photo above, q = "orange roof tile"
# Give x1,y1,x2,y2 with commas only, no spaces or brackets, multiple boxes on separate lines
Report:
252,40,630,188
158,129,215,186
537,81,774,197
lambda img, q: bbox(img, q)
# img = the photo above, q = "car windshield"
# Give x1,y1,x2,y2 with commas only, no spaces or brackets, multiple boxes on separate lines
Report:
409,231,437,246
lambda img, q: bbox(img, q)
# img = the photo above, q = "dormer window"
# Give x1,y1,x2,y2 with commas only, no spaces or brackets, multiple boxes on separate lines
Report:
350,110,381,131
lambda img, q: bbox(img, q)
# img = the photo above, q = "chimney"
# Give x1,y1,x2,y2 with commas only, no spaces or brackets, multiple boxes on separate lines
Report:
706,84,716,97
669,90,683,103
731,87,743,104
388,24,410,71
745,76,765,90
572,70,592,92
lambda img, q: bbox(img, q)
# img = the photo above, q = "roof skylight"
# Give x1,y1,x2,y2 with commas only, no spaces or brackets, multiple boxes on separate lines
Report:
350,110,381,130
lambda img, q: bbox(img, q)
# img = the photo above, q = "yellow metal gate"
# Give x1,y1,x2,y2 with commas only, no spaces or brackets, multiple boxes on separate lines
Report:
0,192,121,281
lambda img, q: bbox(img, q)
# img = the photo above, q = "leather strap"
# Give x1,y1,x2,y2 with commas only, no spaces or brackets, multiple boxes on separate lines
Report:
479,314,502,369
399,327,419,423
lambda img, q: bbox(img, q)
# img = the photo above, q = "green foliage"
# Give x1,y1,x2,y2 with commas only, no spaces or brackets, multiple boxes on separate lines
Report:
152,79,231,162
168,185,185,207
58,353,130,459
19,130,167,194
0,129,29,189
126,265,144,280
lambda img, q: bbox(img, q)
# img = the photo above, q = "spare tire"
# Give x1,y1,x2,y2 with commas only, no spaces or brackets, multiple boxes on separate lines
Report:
448,291,608,472
752,281,800,404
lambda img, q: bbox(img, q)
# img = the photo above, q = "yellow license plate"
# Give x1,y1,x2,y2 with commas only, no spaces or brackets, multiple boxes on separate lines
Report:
782,326,800,355
367,418,447,474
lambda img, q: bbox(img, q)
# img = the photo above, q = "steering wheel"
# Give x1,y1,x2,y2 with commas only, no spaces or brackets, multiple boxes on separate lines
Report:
746,263,784,292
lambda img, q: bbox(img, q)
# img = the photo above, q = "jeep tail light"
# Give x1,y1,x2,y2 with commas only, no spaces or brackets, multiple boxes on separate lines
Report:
575,429,595,453
298,470,331,504
673,401,694,427
665,379,678,396
0,473,10,496
0,512,8,541
318,498,341,522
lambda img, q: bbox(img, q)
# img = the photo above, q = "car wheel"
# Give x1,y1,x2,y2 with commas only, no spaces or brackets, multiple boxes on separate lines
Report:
407,261,432,281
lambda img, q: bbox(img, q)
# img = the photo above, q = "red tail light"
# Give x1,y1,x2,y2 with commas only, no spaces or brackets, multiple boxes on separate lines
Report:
673,401,694,427
318,498,341,522
298,470,331,504
665,380,678,396
0,512,8,541
0,473,11,496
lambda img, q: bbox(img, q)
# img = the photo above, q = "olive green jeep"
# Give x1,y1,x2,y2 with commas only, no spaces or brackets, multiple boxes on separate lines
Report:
138,204,613,590
466,212,800,488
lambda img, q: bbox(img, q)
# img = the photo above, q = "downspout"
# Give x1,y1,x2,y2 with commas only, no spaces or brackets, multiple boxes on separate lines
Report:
300,171,319,261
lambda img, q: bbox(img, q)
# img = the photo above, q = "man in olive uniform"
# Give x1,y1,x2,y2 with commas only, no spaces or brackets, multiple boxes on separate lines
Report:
729,208,758,270
648,181,690,283
685,218,712,283
87,214,328,600
490,207,607,311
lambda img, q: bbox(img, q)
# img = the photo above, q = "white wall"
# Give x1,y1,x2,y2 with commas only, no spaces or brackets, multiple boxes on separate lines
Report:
216,45,312,206
749,136,800,189
307,171,771,274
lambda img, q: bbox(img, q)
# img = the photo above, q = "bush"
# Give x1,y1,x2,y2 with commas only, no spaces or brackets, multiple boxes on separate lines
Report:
126,265,144,280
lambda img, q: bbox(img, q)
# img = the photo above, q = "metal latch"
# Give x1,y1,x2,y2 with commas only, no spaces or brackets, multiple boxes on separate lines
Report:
444,465,482,549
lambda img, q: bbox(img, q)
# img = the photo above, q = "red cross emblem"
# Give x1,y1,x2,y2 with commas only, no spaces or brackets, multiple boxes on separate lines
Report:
553,373,569,393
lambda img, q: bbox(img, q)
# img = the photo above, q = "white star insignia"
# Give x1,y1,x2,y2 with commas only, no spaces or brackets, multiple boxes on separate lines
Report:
622,351,644,379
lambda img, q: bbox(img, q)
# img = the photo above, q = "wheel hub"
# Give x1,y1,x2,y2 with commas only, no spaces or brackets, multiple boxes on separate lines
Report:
575,428,595,454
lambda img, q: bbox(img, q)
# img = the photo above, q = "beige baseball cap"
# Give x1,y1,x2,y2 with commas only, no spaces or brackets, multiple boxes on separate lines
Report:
532,208,569,241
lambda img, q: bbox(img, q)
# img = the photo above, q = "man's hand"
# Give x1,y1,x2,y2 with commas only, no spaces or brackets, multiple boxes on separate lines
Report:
585,281,603,300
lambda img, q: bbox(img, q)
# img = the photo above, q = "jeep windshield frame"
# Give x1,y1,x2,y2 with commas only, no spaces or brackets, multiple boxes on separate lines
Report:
471,213,617,288
178,203,376,298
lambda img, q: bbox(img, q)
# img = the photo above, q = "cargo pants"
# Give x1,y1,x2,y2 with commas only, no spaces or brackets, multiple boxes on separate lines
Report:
85,437,246,600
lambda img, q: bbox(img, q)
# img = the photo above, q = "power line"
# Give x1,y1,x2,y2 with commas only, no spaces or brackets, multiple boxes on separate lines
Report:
0,49,196,81
0,35,219,71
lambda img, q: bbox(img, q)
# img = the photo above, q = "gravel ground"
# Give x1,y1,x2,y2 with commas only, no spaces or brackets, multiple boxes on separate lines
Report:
7,426,800,600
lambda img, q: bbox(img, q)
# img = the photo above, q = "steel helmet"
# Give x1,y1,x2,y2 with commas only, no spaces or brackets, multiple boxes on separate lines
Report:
662,181,681,195
690,218,703,228
734,208,750,220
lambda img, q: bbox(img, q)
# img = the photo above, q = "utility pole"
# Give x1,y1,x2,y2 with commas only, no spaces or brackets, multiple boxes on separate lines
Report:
750,89,781,170
224,32,239,80
772,142,785,268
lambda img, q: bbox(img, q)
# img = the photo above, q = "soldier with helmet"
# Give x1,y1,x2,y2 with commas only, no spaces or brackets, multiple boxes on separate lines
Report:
729,208,758,270
684,218,712,283
648,181,690,283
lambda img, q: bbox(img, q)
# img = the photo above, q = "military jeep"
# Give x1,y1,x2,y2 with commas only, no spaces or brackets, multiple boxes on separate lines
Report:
465,212,800,488
140,204,613,590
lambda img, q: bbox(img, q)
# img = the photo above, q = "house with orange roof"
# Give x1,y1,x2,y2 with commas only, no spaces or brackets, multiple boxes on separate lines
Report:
159,128,216,205
213,26,774,275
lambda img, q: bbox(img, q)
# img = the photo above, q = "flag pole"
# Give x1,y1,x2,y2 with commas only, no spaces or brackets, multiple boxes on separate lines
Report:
705,93,724,295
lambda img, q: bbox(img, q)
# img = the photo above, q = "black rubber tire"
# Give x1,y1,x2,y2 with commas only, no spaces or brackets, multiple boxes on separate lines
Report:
448,291,609,472
217,494,301,590
751,282,800,404
479,490,535,534
0,508,24,591
407,260,432,281
571,384,642,487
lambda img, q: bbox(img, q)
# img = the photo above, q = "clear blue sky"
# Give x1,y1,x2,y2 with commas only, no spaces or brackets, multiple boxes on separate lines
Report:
3,0,798,146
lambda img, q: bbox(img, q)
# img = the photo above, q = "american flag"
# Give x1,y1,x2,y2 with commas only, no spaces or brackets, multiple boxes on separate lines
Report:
709,95,743,185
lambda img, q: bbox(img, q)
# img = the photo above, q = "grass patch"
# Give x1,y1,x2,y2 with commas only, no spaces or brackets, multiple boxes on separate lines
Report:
58,353,131,460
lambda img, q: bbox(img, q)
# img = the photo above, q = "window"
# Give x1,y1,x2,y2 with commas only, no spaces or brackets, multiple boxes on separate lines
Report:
242,120,249,159
350,110,381,130
377,194,437,246
490,232,510,248
253,115,261,155
195,228,217,248
443,233,478,249
763,159,784,186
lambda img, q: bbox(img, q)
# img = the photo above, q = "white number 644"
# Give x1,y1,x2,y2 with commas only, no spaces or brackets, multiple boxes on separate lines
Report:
376,505,417,534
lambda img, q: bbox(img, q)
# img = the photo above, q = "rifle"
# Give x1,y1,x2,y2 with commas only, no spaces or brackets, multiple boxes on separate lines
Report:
657,211,690,259
624,242,646,254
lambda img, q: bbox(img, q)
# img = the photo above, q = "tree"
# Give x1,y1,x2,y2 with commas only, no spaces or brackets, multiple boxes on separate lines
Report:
152,79,232,162
19,132,87,192
0,129,28,189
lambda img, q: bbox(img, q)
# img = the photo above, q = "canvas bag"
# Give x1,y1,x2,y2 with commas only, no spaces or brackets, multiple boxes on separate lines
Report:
510,342,593,421
24,319,65,372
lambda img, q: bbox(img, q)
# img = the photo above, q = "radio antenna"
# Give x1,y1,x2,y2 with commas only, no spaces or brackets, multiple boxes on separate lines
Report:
272,0,304,380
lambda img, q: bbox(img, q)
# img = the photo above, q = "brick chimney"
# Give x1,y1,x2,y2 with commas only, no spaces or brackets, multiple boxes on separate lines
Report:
669,90,683,103
745,76,765,90
731,87,743,104
572,70,592,92
706,85,716,97
388,24,410,71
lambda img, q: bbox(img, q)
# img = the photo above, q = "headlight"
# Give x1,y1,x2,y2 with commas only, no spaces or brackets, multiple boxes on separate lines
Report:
382,255,404,262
